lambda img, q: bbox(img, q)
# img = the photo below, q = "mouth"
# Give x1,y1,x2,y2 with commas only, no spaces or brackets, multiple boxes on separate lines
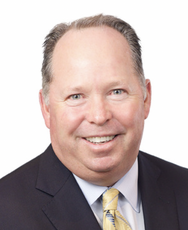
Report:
84,135,117,144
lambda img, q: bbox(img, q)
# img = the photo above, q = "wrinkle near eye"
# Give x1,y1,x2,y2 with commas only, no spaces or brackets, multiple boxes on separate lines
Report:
107,88,128,102
65,93,86,107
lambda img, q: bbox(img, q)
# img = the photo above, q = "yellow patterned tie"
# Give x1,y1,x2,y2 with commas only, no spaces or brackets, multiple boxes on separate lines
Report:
103,188,132,230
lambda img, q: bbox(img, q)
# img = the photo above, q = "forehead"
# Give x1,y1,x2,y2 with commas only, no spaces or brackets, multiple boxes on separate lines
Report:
50,26,141,96
51,26,136,87
52,26,132,63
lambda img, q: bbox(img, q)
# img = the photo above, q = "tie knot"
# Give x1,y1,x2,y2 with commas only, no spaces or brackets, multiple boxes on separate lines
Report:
103,188,119,211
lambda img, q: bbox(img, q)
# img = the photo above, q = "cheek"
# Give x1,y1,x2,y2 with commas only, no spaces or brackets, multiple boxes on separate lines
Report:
52,106,85,136
116,102,144,129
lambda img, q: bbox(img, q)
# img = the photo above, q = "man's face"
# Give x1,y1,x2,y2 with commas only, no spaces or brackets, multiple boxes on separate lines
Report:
40,26,151,186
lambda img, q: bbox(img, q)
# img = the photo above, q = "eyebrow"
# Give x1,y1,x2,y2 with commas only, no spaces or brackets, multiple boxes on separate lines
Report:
65,85,85,92
105,80,127,87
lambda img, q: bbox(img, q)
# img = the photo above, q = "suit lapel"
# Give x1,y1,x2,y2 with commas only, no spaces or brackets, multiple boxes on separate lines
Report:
36,145,101,230
138,152,180,230
36,146,180,229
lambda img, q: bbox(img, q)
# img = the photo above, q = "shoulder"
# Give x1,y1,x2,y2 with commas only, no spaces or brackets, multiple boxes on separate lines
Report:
0,153,40,185
138,151,188,226
138,151,188,188
139,151,188,172
0,153,41,226
0,146,56,229
0,153,42,201
0,145,57,193
1,144,48,182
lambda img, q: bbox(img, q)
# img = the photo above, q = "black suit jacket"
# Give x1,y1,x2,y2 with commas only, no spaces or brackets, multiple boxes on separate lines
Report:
0,145,188,229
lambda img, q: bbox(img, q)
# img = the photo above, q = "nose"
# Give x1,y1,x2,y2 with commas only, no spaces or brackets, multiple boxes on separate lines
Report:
85,96,112,126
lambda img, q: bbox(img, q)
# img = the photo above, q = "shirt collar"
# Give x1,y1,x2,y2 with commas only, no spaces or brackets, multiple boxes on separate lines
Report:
112,158,139,212
73,158,139,212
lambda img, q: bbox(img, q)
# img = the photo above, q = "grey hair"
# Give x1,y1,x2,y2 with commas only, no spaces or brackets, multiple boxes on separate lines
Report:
41,14,146,104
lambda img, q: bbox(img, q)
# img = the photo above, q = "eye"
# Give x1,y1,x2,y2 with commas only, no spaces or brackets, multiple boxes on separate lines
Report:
65,93,85,106
70,94,81,100
112,89,124,95
108,88,128,101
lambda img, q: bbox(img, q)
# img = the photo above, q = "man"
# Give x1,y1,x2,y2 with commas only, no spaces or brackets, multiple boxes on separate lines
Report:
0,14,188,230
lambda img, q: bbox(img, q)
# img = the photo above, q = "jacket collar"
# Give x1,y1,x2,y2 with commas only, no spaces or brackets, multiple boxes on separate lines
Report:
36,145,101,230
138,151,180,230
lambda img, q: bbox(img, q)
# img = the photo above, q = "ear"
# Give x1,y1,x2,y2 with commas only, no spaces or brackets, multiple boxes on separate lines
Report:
144,79,151,119
39,89,50,129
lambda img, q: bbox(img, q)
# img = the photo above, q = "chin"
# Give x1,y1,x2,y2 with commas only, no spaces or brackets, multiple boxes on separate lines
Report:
88,158,119,173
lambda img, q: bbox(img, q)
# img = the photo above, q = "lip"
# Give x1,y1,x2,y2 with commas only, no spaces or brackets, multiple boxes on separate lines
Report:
83,133,118,138
84,135,117,144
81,134,119,152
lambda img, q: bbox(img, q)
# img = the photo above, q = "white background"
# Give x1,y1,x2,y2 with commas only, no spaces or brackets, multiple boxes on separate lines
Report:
0,0,188,178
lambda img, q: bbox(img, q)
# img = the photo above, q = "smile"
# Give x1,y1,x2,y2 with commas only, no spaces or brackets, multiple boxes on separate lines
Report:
84,135,116,144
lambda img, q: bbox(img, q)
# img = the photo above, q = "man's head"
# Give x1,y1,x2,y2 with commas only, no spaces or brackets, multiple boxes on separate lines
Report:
39,14,151,186
41,14,145,104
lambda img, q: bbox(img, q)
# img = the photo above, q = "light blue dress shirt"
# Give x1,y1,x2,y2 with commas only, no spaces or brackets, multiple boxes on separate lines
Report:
74,158,145,230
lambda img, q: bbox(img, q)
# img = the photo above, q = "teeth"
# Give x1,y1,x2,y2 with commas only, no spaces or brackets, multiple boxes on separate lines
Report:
85,136,115,144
